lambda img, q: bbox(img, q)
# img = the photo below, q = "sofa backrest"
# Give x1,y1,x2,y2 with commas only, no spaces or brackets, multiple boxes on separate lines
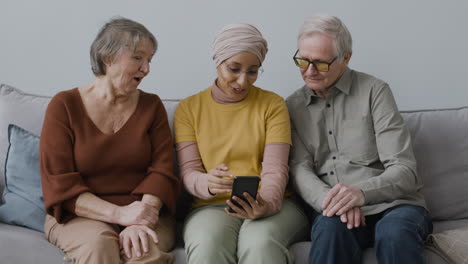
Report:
1,83,467,221
401,108,468,220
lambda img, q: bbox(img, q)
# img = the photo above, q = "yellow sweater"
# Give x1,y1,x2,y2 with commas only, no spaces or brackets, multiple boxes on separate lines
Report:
174,85,291,207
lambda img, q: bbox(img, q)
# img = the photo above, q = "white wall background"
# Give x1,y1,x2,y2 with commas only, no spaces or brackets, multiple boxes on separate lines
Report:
1,0,467,110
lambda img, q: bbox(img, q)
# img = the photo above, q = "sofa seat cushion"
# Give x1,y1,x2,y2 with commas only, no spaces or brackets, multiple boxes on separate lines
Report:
0,222,64,263
290,241,448,264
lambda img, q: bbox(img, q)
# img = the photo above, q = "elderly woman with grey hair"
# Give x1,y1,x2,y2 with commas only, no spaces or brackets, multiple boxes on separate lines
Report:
174,24,309,264
40,17,180,264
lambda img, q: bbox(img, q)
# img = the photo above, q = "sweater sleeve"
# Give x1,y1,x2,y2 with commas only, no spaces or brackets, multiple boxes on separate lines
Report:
40,94,91,223
176,141,216,200
132,96,181,215
259,143,290,216
258,96,291,216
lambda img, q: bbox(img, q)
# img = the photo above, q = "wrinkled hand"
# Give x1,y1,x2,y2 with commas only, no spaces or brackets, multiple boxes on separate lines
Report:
120,225,158,259
225,193,270,220
322,184,365,217
115,201,159,228
207,163,234,195
339,207,366,229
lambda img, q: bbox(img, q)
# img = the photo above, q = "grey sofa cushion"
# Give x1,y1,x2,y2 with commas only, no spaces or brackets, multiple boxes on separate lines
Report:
0,125,46,232
289,220,467,264
402,108,468,221
0,84,51,197
289,241,448,264
0,222,64,263
428,227,468,264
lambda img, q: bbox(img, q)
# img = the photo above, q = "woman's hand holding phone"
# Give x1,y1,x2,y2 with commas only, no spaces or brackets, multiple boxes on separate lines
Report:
207,163,234,195
226,193,270,220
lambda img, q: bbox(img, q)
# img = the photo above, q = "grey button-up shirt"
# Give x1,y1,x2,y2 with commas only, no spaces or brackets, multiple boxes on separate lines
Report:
286,67,426,216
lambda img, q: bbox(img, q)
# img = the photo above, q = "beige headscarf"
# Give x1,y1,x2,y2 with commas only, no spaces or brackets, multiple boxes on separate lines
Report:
212,23,268,66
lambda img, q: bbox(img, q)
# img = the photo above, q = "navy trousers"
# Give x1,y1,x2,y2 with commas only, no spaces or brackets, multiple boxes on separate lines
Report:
308,205,432,264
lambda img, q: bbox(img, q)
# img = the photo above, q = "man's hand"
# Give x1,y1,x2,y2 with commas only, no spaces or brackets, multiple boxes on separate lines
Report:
119,225,158,259
340,207,366,229
207,163,234,195
225,193,270,220
322,184,365,217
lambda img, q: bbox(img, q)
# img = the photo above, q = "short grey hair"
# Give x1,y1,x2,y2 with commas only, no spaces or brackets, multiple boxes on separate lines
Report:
298,15,352,61
90,17,157,76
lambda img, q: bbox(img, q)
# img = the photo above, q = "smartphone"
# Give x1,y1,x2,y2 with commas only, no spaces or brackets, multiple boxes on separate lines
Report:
228,176,260,213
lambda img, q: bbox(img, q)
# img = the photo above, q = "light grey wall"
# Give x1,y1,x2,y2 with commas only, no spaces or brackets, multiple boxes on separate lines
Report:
1,0,467,110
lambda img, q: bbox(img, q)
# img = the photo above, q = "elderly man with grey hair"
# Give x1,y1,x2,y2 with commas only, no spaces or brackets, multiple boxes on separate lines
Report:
286,15,432,264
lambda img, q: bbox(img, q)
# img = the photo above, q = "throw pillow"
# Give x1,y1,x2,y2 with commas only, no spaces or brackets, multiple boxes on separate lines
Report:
428,228,468,264
0,124,45,232
0,83,51,196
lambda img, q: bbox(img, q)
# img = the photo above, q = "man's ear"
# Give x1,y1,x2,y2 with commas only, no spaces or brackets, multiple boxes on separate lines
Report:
343,52,352,64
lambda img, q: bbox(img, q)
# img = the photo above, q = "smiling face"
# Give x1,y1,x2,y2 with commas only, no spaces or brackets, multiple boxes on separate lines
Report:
216,52,261,101
298,33,351,97
104,38,154,96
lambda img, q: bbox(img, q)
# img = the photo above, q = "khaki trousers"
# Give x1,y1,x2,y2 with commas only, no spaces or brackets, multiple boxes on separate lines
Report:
45,215,176,264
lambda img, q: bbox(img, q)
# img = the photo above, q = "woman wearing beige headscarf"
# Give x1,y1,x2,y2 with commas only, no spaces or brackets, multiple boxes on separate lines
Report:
174,24,308,264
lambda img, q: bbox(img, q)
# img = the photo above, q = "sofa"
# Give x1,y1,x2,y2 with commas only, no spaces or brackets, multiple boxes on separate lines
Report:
1,83,467,264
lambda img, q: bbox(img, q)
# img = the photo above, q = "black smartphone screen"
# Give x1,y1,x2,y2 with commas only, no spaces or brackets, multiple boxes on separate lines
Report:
228,176,260,213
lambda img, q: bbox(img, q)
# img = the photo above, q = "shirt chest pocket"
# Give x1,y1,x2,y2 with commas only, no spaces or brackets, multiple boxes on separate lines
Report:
340,118,378,162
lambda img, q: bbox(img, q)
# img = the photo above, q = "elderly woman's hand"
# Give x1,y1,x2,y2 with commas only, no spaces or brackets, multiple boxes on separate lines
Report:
114,201,160,228
225,193,270,220
207,163,234,195
119,225,158,259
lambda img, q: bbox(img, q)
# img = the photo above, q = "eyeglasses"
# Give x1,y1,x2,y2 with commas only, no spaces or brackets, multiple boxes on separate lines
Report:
223,63,263,79
293,50,337,72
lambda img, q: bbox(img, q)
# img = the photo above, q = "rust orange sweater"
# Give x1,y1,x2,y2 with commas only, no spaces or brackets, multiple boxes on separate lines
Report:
40,88,180,223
